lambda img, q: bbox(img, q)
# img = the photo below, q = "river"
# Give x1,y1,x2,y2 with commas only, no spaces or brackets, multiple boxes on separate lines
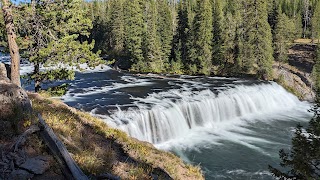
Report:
59,70,312,179
1,56,313,179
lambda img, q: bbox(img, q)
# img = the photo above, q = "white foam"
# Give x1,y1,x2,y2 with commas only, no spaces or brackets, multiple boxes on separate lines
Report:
226,169,272,177
62,75,154,102
0,55,34,76
99,82,312,150
0,55,111,76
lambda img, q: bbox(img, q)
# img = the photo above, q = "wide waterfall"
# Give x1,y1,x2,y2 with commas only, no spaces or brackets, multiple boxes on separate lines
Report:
103,82,301,144
53,70,311,179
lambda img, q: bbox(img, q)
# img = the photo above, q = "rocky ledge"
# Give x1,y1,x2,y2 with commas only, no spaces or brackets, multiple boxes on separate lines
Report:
0,63,32,121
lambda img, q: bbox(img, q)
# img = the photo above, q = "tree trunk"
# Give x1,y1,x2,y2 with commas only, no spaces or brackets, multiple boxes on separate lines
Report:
303,0,310,39
34,63,41,92
2,0,21,86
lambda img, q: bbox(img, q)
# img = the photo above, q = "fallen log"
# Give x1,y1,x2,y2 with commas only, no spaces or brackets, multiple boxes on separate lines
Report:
38,114,88,180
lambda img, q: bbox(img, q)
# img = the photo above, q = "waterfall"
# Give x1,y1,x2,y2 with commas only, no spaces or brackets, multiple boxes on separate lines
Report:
104,82,302,144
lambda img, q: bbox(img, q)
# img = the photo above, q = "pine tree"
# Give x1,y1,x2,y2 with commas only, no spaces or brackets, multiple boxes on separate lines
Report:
184,0,197,74
312,1,320,43
171,1,186,73
0,9,7,49
17,0,101,91
124,0,145,72
172,0,195,74
90,0,111,54
274,12,296,63
110,0,125,56
242,0,274,79
268,0,280,33
211,0,224,72
221,11,237,75
157,0,173,68
237,0,255,74
143,0,163,73
220,0,240,75
2,0,21,86
233,0,246,74
293,13,303,39
192,0,213,75
313,45,320,91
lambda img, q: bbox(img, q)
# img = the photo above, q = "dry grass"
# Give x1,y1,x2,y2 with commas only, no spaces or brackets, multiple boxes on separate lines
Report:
294,38,319,44
28,92,204,179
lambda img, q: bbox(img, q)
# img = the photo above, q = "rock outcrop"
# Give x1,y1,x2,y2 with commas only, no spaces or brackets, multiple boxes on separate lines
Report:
273,63,315,101
273,43,317,101
1,145,52,179
18,156,51,175
0,62,31,121
0,62,10,83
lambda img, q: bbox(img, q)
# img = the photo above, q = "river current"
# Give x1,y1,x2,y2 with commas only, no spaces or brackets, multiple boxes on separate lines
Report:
1,56,313,179
60,70,312,179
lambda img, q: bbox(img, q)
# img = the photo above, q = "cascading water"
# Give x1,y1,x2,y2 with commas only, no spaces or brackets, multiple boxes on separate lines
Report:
104,82,302,144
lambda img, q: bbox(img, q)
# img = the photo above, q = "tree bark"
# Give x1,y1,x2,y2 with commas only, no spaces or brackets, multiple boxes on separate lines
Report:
2,0,21,86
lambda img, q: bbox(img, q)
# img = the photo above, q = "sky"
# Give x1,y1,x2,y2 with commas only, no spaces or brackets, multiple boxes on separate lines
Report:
12,0,93,4
13,0,30,3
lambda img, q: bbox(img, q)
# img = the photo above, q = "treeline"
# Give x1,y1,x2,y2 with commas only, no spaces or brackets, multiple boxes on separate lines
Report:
87,0,320,79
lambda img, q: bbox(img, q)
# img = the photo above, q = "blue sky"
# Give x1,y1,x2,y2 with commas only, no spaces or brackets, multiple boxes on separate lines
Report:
12,0,30,4
13,0,91,4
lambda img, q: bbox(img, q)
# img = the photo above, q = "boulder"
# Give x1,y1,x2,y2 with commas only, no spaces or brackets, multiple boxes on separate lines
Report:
0,62,10,83
18,156,51,175
8,169,34,180
0,62,32,121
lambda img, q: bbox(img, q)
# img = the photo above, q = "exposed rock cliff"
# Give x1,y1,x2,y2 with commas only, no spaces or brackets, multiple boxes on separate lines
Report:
273,43,317,101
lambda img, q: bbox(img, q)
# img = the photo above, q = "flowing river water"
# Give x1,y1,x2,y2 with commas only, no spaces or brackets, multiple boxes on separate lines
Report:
1,55,312,179
60,70,312,179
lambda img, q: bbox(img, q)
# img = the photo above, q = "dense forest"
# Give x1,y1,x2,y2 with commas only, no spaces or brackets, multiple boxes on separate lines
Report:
87,0,320,79
0,0,320,89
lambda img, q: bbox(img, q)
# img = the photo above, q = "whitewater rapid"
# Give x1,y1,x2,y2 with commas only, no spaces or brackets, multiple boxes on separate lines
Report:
95,81,310,147
58,70,312,179
59,70,312,179
0,54,111,76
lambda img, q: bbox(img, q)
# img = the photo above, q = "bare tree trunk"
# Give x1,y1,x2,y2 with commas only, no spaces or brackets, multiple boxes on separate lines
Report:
34,63,41,92
303,0,310,39
2,0,21,86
